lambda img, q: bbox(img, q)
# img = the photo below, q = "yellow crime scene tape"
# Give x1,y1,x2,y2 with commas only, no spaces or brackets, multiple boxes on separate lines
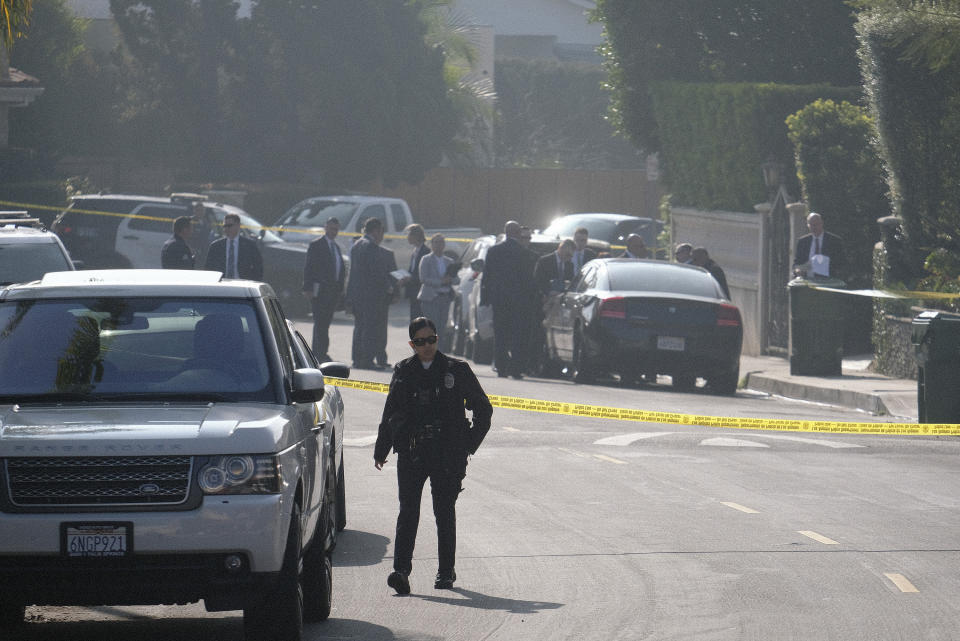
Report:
6,197,957,435
0,199,477,244
324,377,960,436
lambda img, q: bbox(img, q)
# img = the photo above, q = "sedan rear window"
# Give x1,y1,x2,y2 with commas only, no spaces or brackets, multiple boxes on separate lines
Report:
606,262,721,298
0,243,73,286
0,298,275,402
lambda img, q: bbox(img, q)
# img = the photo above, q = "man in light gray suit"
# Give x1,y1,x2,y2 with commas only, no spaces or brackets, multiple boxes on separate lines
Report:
416,234,459,351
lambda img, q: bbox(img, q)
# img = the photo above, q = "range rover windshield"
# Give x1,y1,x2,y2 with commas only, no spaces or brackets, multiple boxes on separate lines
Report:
0,298,276,403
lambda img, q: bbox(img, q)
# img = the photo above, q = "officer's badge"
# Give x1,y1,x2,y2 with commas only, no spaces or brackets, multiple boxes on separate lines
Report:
444,372,455,389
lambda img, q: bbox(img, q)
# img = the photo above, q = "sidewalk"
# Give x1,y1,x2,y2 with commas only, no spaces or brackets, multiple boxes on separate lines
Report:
741,354,918,421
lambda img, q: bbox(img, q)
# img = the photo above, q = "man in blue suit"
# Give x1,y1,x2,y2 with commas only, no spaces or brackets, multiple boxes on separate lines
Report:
204,213,263,280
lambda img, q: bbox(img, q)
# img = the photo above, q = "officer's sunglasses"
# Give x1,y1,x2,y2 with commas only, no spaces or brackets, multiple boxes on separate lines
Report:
411,335,438,347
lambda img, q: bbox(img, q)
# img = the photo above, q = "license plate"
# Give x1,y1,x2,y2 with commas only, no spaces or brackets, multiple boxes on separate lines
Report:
62,522,132,558
657,335,685,351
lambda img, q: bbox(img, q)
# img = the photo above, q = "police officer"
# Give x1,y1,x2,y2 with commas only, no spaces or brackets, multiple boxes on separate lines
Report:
374,316,493,594
160,216,195,269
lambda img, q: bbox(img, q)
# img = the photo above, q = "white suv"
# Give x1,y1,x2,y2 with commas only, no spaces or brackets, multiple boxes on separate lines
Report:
0,269,348,640
0,211,76,285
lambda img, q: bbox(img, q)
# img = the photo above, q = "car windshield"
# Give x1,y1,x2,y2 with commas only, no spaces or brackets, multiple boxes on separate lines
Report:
541,215,660,245
0,242,72,286
279,201,359,227
606,262,721,298
0,298,275,402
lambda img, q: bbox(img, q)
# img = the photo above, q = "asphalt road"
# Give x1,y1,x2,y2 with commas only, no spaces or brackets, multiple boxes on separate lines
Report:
11,303,960,640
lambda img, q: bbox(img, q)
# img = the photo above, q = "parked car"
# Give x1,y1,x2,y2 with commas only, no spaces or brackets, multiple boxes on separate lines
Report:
273,195,483,275
51,193,313,317
0,269,349,639
542,258,742,394
0,211,77,285
530,212,664,256
446,234,496,362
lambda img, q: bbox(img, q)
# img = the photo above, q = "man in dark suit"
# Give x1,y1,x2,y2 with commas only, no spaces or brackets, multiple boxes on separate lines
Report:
480,220,538,379
793,212,844,279
403,224,431,320
346,217,398,369
691,247,731,299
161,216,195,270
534,239,576,296
618,233,651,259
571,226,597,274
204,213,264,280
302,217,346,361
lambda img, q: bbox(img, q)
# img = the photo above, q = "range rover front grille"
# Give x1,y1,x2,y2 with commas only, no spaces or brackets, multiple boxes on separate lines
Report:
4,456,193,507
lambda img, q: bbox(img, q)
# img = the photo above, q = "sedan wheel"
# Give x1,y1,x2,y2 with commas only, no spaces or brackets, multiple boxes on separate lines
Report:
709,363,740,396
571,329,594,384
0,602,24,628
672,372,697,391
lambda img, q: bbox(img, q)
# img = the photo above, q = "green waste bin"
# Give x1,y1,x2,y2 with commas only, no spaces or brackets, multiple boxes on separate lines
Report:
788,277,846,376
911,310,960,423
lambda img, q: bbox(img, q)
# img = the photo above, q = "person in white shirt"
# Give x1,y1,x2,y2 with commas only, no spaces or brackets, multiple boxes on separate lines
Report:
417,234,459,351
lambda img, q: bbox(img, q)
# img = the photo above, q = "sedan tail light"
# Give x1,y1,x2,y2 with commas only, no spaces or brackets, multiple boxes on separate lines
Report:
716,303,741,327
599,296,626,318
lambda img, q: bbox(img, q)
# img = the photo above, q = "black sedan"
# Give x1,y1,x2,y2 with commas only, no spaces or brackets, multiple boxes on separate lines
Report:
542,258,742,394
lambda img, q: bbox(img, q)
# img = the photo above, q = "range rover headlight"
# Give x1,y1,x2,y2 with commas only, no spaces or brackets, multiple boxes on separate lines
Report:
198,455,280,494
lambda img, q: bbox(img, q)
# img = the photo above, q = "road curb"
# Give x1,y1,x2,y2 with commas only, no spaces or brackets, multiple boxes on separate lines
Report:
744,372,890,416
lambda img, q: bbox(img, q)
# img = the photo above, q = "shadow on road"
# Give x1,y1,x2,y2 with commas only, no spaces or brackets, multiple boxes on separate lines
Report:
334,529,391,567
415,587,563,614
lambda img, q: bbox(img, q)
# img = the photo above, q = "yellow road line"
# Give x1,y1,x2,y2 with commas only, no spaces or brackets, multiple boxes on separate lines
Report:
592,454,628,465
721,502,760,514
884,573,919,593
797,530,839,545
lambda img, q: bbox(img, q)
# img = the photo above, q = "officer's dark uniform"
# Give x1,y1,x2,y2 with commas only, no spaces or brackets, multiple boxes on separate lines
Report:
160,235,195,269
374,351,492,580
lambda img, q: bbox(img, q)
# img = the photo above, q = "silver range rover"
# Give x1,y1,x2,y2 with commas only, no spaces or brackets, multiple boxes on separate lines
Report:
0,270,349,641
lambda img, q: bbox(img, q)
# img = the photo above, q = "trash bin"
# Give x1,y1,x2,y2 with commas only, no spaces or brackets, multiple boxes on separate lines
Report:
788,277,846,376
911,310,960,423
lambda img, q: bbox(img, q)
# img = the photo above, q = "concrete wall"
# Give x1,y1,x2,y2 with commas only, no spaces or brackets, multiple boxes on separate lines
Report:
671,207,765,355
456,0,603,45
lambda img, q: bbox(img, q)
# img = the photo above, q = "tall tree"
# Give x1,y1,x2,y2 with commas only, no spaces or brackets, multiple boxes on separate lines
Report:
593,1,861,152
109,0,240,177
231,0,457,186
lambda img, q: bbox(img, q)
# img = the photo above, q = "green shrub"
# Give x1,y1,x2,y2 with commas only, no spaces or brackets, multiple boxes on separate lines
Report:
786,99,890,288
651,82,859,211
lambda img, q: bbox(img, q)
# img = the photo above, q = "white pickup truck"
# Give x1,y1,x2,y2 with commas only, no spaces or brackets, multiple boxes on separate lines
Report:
273,195,484,270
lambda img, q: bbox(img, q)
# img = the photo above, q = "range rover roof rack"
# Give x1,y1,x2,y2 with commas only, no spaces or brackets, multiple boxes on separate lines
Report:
0,211,42,228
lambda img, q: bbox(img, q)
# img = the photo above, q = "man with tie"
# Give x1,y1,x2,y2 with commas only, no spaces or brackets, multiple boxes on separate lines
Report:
534,239,576,296
302,217,346,361
793,212,844,279
204,213,264,281
403,224,431,320
571,227,597,274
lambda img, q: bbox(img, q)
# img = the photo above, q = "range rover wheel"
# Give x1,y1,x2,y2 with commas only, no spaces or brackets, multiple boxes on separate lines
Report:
0,602,25,628
244,503,304,641
336,462,346,532
305,461,335,622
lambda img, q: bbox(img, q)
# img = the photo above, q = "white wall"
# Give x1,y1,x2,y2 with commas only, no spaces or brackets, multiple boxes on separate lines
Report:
456,0,603,45
671,208,765,356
